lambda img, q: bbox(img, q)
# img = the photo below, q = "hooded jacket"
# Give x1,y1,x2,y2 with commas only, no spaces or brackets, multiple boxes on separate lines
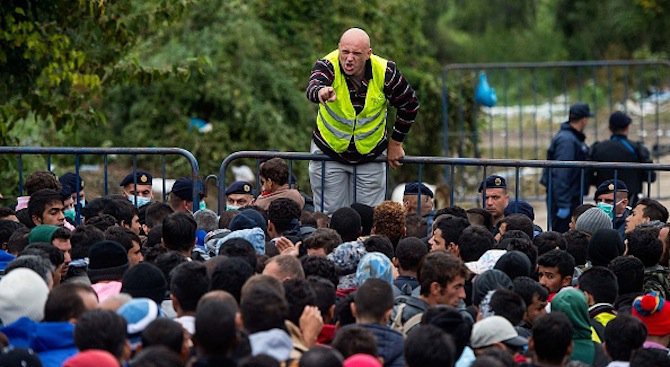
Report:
551,288,607,366
357,323,405,367
1,317,77,367
248,328,293,362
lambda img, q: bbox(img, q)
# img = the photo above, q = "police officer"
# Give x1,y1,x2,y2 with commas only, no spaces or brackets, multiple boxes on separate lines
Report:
590,111,655,206
541,103,592,233
593,179,630,237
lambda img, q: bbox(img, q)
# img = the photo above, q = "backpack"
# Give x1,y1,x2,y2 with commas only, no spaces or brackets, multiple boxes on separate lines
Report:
643,267,670,300
390,295,428,334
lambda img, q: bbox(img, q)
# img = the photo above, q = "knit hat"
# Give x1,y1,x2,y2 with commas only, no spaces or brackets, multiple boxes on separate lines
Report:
87,240,129,284
229,209,267,233
343,354,382,367
117,298,163,349
472,269,513,306
63,349,120,367
632,292,670,336
28,225,59,244
0,268,49,324
121,262,167,305
587,228,623,267
0,347,42,367
470,315,528,349
327,241,368,276
575,207,612,236
355,252,393,286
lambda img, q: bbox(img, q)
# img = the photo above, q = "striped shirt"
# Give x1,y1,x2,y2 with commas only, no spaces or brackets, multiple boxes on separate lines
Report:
306,57,419,164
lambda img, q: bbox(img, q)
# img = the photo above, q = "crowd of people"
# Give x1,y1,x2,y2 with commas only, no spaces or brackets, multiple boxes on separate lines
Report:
0,156,668,367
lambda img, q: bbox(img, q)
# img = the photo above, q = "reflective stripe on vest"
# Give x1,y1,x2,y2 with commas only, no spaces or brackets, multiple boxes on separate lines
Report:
315,50,388,154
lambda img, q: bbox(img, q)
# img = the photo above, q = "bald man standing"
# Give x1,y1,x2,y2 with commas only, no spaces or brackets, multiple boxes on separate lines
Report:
306,28,419,214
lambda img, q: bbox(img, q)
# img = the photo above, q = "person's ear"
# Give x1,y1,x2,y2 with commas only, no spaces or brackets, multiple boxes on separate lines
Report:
350,302,358,318
235,311,243,330
561,276,573,288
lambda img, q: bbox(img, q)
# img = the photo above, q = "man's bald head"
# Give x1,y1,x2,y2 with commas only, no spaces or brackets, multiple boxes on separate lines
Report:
339,28,371,48
338,28,372,79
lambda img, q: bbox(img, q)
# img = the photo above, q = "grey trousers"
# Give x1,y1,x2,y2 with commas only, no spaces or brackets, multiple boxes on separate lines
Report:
308,141,386,214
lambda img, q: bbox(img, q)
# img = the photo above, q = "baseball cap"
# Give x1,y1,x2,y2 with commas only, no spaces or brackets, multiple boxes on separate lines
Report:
470,315,528,349
569,103,594,120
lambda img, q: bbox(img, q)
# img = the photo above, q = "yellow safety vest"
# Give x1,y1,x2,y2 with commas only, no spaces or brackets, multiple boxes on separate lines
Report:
316,50,388,154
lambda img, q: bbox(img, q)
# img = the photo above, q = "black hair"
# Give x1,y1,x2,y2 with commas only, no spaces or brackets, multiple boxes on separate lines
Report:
627,227,663,267
70,225,105,260
494,250,532,280
44,283,96,322
0,207,16,220
457,225,494,262
152,251,187,286
331,326,378,358
104,226,140,253
131,345,183,367
363,235,394,260
608,255,645,294
145,224,164,249
27,189,63,224
267,198,301,234
141,318,184,355
330,207,362,242
144,202,174,229
531,313,573,364
350,203,374,236
395,237,428,272
210,257,254,304
170,261,210,312
218,210,239,230
420,305,472,360
218,238,257,270
106,198,137,229
74,309,128,359
259,157,289,186
299,346,343,367
630,347,670,367
283,278,317,325
637,198,670,223
513,276,548,309
435,206,468,219
533,231,568,256
7,226,30,255
303,228,341,253
162,212,197,253
433,215,470,245
85,214,118,232
577,266,618,304
334,292,356,327
301,256,339,288
536,249,575,278
604,314,647,362
503,236,538,269
194,298,237,356
23,243,64,268
405,324,455,367
306,276,336,322
466,208,493,231
405,213,427,239
240,285,288,333
563,229,590,266
502,213,534,239
489,289,526,326
0,220,25,248
353,278,393,322
418,251,468,297
238,355,279,367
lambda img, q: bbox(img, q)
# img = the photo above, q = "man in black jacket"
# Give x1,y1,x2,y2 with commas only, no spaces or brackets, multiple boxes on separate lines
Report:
590,111,656,206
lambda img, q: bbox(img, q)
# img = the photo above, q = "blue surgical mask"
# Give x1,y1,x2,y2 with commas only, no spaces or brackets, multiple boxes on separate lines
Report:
199,200,207,211
128,195,151,208
78,199,86,208
596,202,614,220
64,208,76,221
226,204,240,211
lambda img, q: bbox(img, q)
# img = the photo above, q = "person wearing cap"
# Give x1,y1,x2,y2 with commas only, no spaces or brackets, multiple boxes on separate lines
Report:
225,181,255,211
168,177,204,213
541,103,593,233
402,182,434,217
470,315,527,358
306,28,420,215
478,175,509,226
590,111,655,207
120,170,153,208
593,179,631,237
632,292,670,352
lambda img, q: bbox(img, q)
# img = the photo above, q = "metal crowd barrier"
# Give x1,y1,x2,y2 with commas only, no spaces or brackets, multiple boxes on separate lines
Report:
442,60,670,198
0,147,201,213
219,151,666,231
